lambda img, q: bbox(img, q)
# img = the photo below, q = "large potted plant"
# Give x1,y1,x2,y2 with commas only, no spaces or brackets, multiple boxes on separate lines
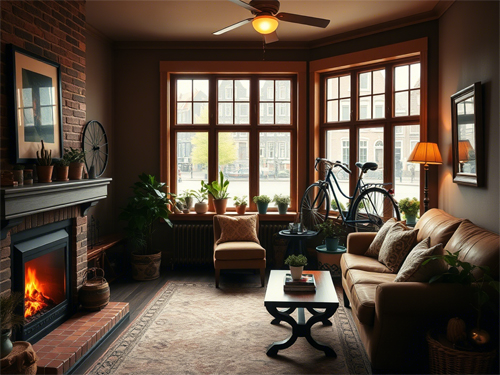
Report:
64,147,87,180
398,197,420,226
1,293,24,358
119,173,174,281
201,171,230,214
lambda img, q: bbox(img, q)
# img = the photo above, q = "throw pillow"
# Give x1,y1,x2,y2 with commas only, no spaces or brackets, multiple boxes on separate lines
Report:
394,237,446,282
216,215,260,245
378,225,419,273
365,218,402,258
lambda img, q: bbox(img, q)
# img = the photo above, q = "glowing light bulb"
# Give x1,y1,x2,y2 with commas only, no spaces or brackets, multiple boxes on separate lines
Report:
252,15,279,35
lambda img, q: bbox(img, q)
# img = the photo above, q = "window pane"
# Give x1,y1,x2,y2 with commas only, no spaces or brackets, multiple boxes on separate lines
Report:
373,69,385,95
359,96,371,119
235,103,249,124
260,103,274,124
177,103,192,124
220,132,249,207
327,77,338,100
276,80,290,101
339,75,350,98
259,132,290,199
410,63,420,89
177,132,208,196
359,127,384,183
276,103,290,124
235,80,250,101
410,89,420,116
394,125,420,216
193,80,209,101
177,80,192,101
194,103,209,124
327,100,338,122
373,94,385,119
218,80,233,101
359,72,371,94
395,65,409,91
326,129,350,211
395,91,408,117
339,99,350,121
260,80,274,101
218,103,233,124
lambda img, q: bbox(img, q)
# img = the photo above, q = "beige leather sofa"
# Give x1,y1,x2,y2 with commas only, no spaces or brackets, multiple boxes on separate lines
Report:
341,209,499,372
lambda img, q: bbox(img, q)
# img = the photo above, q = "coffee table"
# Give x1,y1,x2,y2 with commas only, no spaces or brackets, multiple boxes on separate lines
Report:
264,270,339,357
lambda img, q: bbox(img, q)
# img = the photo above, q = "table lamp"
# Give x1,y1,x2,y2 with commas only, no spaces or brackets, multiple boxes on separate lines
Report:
458,140,474,172
407,142,442,212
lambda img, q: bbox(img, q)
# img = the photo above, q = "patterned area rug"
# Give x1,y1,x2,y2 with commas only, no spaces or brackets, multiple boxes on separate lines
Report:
87,281,371,375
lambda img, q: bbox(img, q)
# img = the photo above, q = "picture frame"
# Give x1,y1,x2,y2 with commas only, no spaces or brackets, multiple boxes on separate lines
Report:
450,82,483,187
9,44,63,164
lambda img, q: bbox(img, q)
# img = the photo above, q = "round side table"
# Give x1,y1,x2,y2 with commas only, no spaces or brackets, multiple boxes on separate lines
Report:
316,244,346,277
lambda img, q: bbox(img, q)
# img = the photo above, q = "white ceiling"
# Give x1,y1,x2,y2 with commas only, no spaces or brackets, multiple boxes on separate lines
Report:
86,0,444,44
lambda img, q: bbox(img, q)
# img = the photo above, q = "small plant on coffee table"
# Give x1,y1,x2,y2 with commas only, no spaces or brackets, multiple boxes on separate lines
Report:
285,254,308,267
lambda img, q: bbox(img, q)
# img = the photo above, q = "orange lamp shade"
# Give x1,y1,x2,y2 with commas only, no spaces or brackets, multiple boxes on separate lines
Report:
407,142,443,165
252,15,279,34
458,140,474,162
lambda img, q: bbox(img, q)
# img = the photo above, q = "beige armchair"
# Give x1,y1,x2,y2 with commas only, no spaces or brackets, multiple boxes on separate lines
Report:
213,215,266,288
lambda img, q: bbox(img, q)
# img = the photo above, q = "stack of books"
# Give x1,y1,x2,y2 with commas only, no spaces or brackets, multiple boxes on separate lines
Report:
283,273,316,292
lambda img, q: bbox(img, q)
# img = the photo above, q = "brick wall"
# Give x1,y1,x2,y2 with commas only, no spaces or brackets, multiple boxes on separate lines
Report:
0,0,87,166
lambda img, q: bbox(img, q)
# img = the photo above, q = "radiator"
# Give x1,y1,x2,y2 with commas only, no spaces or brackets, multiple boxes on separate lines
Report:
171,223,287,266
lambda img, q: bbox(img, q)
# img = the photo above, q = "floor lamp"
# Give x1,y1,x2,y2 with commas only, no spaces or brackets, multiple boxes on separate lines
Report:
407,142,442,212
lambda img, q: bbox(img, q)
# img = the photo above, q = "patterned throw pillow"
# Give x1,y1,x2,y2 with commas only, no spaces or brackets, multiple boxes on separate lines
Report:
378,225,419,273
365,218,401,258
216,215,260,245
394,237,447,282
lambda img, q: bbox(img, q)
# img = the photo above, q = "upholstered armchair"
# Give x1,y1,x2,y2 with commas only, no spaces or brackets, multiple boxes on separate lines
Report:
213,215,266,288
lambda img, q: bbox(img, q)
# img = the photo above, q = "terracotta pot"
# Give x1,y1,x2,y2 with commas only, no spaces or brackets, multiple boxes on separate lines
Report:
195,202,208,214
236,204,247,215
69,162,84,180
36,165,53,183
131,252,161,281
56,166,69,181
213,198,228,214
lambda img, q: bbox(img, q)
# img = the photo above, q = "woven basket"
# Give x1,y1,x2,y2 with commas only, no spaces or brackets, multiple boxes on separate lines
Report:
79,267,110,311
0,341,38,375
427,331,496,374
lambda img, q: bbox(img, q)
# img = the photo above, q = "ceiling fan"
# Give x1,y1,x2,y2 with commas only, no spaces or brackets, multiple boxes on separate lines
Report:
213,0,330,44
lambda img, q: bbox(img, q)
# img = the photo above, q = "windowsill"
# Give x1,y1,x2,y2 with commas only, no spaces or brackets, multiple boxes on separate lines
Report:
168,211,298,222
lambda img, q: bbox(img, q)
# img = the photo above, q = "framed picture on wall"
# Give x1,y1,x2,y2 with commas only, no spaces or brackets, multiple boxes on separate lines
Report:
9,44,63,164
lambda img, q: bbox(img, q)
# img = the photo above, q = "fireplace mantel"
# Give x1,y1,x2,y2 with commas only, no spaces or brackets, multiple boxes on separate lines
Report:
1,178,112,239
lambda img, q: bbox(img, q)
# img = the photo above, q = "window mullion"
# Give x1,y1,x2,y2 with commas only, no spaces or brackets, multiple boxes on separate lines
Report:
208,76,218,199
249,77,259,211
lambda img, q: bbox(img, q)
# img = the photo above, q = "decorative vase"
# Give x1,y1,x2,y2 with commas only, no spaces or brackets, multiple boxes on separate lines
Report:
69,162,84,180
236,204,247,215
277,203,288,215
130,252,161,281
1,329,13,359
36,165,53,183
256,202,269,214
12,170,24,186
289,265,303,280
405,214,417,226
213,198,228,214
195,202,208,214
56,166,69,181
325,237,339,252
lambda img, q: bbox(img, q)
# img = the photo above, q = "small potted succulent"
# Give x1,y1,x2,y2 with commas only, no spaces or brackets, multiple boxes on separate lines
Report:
36,140,53,183
193,186,208,214
64,147,87,180
284,254,308,280
234,195,248,215
201,171,230,214
273,194,290,215
399,197,420,226
1,293,24,359
12,165,24,186
316,219,345,251
253,194,271,214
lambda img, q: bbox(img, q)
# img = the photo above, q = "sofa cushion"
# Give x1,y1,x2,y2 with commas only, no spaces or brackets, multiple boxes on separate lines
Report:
345,269,396,295
215,215,260,245
365,218,400,258
214,241,265,260
378,225,419,273
414,208,463,247
445,220,500,279
341,253,393,278
394,237,446,282
350,283,378,326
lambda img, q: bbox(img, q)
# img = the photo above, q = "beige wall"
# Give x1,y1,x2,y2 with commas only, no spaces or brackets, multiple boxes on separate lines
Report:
85,29,116,236
438,1,499,233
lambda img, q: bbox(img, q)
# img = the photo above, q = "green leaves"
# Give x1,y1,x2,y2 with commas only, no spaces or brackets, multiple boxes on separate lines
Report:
200,171,230,199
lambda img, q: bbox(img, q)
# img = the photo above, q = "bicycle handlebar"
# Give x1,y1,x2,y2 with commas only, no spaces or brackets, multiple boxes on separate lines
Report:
315,157,351,175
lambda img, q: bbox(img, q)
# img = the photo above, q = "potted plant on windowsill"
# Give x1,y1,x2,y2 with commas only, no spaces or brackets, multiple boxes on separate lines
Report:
316,219,346,252
284,254,308,280
64,147,87,180
234,195,248,215
273,194,290,215
201,171,230,214
1,293,24,359
399,197,420,226
193,186,208,214
253,195,271,214
36,140,53,183
119,173,174,281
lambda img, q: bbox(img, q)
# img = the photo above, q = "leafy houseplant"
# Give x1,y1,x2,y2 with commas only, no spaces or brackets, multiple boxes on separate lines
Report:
316,219,346,251
253,195,271,214
1,293,24,358
55,152,71,181
179,189,196,210
119,173,174,280
273,194,290,215
284,254,308,280
234,195,248,215
36,140,53,183
201,172,230,214
64,147,87,180
193,187,208,214
399,197,420,225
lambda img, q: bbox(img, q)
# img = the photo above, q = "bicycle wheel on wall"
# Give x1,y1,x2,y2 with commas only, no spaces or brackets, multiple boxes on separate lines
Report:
350,187,400,232
82,120,108,178
300,182,330,231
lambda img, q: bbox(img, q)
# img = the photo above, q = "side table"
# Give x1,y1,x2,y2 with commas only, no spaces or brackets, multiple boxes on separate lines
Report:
0,341,38,375
316,245,346,277
278,230,318,259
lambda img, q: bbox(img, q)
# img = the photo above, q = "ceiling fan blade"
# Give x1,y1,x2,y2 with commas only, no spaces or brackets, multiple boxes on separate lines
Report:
276,12,330,28
213,18,253,35
228,0,261,13
264,31,279,44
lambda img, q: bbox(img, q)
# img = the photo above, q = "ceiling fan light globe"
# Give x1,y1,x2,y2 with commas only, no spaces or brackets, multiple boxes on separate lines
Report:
252,15,279,34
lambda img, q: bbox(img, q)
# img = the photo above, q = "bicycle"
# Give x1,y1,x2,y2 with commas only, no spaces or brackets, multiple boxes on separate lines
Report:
300,157,400,232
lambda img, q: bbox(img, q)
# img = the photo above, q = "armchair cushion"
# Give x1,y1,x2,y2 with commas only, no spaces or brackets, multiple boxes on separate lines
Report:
378,225,418,273
214,241,265,260
394,237,446,282
215,215,260,245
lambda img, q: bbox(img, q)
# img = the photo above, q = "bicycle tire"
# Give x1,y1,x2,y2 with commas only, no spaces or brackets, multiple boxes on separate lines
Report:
349,187,400,232
300,182,330,231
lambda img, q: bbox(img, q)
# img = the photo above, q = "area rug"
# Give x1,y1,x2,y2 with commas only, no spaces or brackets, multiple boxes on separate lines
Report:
87,281,371,375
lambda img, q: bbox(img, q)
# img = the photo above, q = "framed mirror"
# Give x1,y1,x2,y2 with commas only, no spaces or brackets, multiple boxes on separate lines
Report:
451,82,483,186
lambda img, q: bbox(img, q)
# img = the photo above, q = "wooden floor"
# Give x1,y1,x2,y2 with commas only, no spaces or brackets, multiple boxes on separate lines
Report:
71,266,268,374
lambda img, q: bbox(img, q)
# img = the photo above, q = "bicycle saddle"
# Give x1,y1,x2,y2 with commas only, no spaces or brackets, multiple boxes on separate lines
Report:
355,162,378,173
